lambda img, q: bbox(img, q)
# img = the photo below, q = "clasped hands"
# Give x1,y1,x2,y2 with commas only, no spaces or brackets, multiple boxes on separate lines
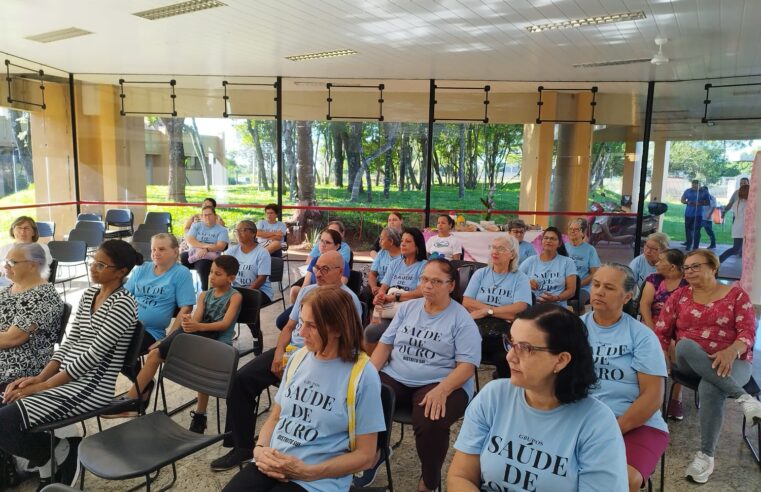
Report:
254,447,311,481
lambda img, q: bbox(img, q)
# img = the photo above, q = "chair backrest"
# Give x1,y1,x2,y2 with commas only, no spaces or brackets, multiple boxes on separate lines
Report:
455,263,481,303
144,211,172,231
48,259,58,283
133,224,165,243
36,221,55,239
131,241,152,260
68,228,104,249
349,250,354,270
48,240,87,263
161,333,239,399
347,270,363,297
74,220,106,233
77,212,102,222
378,383,396,453
570,275,582,315
234,286,263,325
269,256,284,283
105,208,133,226
122,321,146,377
56,302,73,345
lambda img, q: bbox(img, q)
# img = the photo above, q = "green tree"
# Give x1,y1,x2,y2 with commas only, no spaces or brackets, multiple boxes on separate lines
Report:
669,140,750,184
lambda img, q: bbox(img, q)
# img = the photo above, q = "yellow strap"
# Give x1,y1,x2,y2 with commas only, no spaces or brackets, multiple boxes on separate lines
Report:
347,352,370,451
284,346,309,386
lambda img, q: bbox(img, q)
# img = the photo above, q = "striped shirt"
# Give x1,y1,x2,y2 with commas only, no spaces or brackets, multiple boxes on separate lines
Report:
17,286,137,429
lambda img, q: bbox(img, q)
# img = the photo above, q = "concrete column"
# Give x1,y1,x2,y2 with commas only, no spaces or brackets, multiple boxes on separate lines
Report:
519,92,556,228
650,139,671,231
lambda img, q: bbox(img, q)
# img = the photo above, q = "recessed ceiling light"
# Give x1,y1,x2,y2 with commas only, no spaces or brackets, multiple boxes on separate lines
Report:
285,49,358,62
133,0,226,21
527,11,645,33
25,27,93,43
573,58,651,68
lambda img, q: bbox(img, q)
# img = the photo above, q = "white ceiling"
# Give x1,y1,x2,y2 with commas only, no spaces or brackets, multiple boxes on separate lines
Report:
1,0,760,82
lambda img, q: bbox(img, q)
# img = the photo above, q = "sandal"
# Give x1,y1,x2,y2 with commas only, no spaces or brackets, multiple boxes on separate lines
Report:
102,380,154,418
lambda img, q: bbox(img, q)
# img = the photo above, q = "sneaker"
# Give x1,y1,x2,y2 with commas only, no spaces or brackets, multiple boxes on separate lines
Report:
57,437,82,486
352,447,391,488
667,399,684,421
685,451,714,483
210,448,252,472
737,394,761,425
189,411,207,434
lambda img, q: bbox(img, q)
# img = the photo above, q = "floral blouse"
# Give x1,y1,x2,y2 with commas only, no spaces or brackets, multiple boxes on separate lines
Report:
655,284,756,361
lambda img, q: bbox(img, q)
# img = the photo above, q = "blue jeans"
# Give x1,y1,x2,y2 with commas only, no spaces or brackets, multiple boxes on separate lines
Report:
684,215,702,250
695,219,716,247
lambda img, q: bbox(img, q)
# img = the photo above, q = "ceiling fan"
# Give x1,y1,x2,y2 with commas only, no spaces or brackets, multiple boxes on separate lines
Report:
573,37,669,68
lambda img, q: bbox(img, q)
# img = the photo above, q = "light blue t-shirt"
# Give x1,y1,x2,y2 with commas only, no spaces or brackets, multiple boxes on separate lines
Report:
379,298,481,399
519,255,577,302
370,249,400,282
309,241,352,264
463,267,533,307
454,380,628,492
628,255,656,287
290,284,362,347
256,219,287,243
564,242,601,293
125,262,197,341
581,312,669,434
381,258,427,291
518,240,537,265
273,352,385,492
224,244,273,301
188,221,229,245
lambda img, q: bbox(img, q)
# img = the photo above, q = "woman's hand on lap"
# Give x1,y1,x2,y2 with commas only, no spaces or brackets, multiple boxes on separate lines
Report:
708,347,737,377
420,384,450,421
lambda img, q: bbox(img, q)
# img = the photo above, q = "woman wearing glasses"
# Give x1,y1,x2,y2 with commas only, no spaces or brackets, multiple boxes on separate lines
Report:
462,235,532,379
0,216,53,288
370,259,481,492
290,228,350,304
180,204,229,291
0,243,63,394
655,249,761,484
518,227,577,305
628,232,670,286
448,304,628,492
565,219,600,307
582,264,668,492
0,240,140,487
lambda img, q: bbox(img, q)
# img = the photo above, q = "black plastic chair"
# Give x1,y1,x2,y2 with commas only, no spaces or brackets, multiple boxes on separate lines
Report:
269,256,287,310
351,383,396,492
234,286,264,357
78,334,239,490
55,302,73,346
144,211,172,232
104,208,134,239
568,275,583,315
37,221,55,240
48,240,89,300
77,212,102,222
47,259,58,284
348,270,363,298
133,224,166,244
131,241,152,260
74,220,105,234
68,228,104,252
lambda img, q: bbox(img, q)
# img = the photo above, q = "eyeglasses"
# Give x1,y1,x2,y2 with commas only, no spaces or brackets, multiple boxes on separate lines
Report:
2,259,33,268
503,335,555,355
13,226,33,232
487,245,510,254
683,262,709,273
542,236,559,242
418,275,451,287
92,261,119,272
509,229,525,234
313,265,341,275
319,239,335,245
643,244,660,253
568,227,582,232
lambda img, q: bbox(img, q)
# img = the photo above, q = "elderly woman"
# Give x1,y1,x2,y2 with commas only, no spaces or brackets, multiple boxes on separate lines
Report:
364,227,428,349
507,218,536,265
518,226,576,305
180,205,229,291
628,232,669,286
655,249,761,484
0,216,53,288
582,265,668,492
0,240,140,487
223,286,384,492
371,259,481,492
462,235,532,378
371,212,404,259
447,304,628,491
0,243,63,393
565,218,601,306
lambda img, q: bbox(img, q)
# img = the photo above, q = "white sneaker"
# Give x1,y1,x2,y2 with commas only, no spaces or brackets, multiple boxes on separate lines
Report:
685,451,714,483
737,394,761,425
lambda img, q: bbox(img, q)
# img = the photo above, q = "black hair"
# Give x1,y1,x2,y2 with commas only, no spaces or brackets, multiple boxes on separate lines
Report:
213,255,240,277
264,203,279,215
203,197,217,208
99,239,143,279
425,258,459,300
544,226,569,257
662,248,685,269
320,228,342,247
513,304,597,404
437,214,455,228
403,227,428,262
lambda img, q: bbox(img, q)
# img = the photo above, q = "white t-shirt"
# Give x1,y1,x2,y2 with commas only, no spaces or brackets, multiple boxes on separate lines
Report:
426,234,463,260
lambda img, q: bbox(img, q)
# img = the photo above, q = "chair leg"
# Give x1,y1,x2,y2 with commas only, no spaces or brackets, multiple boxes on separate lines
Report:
392,423,405,450
156,462,178,492
216,397,221,434
48,430,56,477
384,445,394,492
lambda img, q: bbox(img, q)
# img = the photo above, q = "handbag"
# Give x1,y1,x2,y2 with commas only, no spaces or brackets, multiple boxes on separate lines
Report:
380,287,406,319
476,316,510,343
187,247,220,264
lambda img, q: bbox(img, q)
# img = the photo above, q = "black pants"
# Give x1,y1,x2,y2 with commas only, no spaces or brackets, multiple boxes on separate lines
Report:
719,238,744,262
481,339,510,379
222,348,279,451
275,306,293,331
696,219,717,248
0,403,51,467
223,463,306,492
180,252,212,291
684,216,702,250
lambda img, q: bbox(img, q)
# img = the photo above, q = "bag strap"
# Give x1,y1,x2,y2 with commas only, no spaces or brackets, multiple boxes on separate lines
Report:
347,352,370,451
284,347,309,386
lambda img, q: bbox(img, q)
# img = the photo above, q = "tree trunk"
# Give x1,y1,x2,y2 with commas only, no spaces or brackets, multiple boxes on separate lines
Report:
161,117,187,203
294,121,321,232
189,118,210,190
458,124,465,199
399,130,409,192
283,121,297,200
346,122,363,194
383,123,394,199
417,130,428,192
349,123,399,202
332,124,344,187
9,110,33,184
247,120,270,190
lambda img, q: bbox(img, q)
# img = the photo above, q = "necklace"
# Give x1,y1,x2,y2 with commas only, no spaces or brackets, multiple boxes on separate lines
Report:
490,268,511,289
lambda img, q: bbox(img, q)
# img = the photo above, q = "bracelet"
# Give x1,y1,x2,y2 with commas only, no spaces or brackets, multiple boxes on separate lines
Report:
735,348,742,359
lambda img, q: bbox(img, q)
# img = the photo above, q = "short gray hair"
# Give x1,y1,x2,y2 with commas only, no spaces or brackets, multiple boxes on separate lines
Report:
11,242,48,278
646,232,670,251
381,227,402,247
599,263,639,297
489,234,520,273
151,233,180,249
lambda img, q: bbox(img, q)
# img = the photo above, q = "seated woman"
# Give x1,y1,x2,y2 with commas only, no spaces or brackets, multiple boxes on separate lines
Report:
426,214,462,260
180,205,229,291
370,212,403,259
518,226,577,306
628,232,669,286
0,240,140,487
226,220,273,303
507,218,536,265
222,286,385,492
289,228,350,305
125,233,196,355
111,256,242,434
256,203,288,255
183,197,225,233
370,259,481,492
0,243,63,393
447,304,628,492
364,227,428,350
363,227,402,312
655,249,761,484
582,264,669,492
565,218,600,306
305,220,352,265
462,235,531,379
0,216,53,287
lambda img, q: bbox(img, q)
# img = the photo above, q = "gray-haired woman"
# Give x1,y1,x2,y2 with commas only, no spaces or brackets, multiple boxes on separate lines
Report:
629,232,670,286
0,243,63,393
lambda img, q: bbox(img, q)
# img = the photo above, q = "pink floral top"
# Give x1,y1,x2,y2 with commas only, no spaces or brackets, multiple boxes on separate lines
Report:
655,284,756,362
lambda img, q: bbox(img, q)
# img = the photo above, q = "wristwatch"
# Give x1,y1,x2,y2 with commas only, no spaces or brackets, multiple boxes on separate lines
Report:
395,292,401,302
487,308,494,316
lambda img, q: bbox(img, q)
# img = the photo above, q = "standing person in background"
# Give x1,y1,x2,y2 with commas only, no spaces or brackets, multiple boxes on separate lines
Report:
426,215,462,260
370,212,403,259
720,184,749,263
696,186,717,249
256,204,288,255
681,179,708,250
629,232,670,286
725,177,750,213
507,219,536,265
